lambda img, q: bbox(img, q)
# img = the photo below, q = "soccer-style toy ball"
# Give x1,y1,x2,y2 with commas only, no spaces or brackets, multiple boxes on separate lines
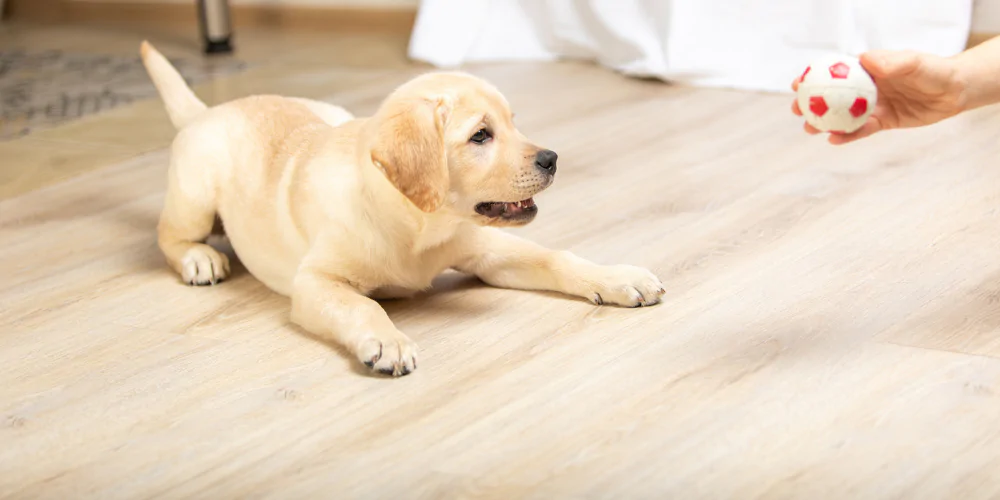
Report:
796,56,877,134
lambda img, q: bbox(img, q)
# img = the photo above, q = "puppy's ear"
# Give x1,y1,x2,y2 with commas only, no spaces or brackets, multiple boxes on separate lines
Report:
370,96,451,212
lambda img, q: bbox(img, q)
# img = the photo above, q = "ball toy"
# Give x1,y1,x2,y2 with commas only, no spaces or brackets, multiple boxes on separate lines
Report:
796,55,877,134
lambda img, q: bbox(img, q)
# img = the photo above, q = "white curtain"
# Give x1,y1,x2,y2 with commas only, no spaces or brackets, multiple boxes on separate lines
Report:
408,0,973,93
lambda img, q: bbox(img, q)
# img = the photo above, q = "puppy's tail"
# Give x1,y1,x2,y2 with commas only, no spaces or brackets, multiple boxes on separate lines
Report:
140,41,207,129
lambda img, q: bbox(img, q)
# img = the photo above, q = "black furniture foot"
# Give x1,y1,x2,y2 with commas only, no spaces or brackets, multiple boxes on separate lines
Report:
198,0,234,56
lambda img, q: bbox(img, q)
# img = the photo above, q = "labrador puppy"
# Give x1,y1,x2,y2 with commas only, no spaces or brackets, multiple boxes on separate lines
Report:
141,41,665,376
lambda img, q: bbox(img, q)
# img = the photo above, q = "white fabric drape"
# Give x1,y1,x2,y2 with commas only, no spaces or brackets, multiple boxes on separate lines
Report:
408,0,974,93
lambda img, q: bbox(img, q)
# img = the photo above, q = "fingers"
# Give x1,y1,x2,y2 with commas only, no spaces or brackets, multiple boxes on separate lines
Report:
860,50,919,78
827,116,883,145
792,97,818,133
859,51,887,76
791,74,803,116
792,115,883,145
794,103,821,134
791,99,802,116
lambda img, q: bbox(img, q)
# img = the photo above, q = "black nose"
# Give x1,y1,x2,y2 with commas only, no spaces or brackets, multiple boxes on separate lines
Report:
535,149,558,175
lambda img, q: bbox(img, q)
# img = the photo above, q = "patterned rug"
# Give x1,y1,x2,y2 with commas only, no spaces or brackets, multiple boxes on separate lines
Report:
0,49,247,140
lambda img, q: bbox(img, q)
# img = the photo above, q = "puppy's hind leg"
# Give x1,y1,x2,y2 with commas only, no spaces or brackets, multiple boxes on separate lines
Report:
157,156,230,286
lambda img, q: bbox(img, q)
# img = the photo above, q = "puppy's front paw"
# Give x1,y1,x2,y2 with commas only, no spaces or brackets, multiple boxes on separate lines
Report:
587,265,665,308
181,244,230,286
357,332,419,377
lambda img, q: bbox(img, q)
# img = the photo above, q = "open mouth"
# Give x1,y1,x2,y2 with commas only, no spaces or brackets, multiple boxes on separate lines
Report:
475,198,537,220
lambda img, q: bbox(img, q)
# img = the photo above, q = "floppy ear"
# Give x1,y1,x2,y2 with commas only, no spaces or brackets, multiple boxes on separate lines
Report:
370,97,451,213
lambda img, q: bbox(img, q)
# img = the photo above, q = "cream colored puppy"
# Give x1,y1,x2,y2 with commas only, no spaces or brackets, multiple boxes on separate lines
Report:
141,41,665,376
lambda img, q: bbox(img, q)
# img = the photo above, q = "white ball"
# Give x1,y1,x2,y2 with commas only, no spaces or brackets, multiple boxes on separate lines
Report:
796,55,877,134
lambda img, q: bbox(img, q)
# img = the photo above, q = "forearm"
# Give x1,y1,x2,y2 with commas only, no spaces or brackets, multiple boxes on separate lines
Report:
454,227,665,308
454,228,573,292
955,36,1000,110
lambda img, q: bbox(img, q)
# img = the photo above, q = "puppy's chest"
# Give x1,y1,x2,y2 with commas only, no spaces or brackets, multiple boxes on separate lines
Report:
350,218,464,292
373,248,454,291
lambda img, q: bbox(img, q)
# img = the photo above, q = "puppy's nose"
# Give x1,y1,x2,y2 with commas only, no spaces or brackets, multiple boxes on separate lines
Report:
535,149,558,175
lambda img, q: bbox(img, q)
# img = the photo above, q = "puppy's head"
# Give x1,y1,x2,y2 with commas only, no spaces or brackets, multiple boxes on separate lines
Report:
368,72,556,227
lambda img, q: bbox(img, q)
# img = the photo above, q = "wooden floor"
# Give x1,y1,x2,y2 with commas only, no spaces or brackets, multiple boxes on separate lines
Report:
4,23,1000,499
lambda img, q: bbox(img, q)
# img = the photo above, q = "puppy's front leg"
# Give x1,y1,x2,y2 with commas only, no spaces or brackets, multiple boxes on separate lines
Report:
456,228,666,307
292,269,418,376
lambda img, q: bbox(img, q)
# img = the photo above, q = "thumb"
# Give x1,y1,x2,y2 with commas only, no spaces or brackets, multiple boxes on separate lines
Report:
861,50,919,78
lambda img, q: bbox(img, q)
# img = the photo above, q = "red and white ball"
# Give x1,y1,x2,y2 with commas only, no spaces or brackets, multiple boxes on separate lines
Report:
796,55,877,134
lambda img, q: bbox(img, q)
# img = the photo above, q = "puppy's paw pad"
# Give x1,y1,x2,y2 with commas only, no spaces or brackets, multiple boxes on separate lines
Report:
358,335,418,377
590,265,665,308
181,246,230,286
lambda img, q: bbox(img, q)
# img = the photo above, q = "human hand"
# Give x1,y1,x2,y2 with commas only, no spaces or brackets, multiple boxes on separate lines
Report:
792,50,967,145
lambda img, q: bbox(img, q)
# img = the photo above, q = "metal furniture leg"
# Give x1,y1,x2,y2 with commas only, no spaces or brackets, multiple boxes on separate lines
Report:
198,0,233,54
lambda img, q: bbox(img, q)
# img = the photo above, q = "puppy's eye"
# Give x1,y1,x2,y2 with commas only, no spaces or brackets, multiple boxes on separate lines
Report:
470,128,492,145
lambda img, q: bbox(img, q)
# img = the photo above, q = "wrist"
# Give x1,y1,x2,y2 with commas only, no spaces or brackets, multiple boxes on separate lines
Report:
952,52,977,111
953,46,1000,111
